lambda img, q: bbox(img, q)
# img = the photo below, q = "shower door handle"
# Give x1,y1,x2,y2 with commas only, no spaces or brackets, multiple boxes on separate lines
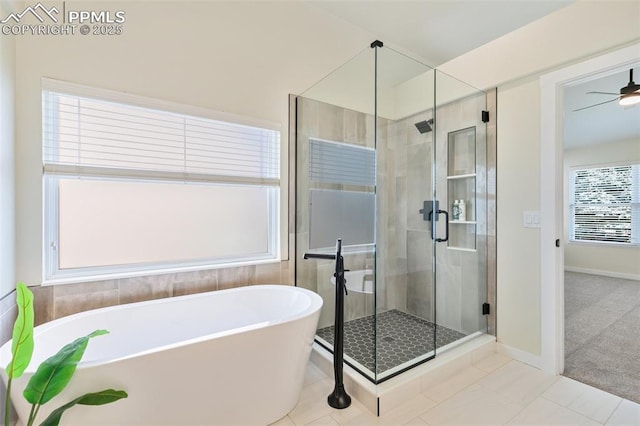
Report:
435,210,449,242
421,202,447,242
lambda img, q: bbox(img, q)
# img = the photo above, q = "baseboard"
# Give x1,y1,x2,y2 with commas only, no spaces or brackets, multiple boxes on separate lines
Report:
564,266,640,281
496,342,542,370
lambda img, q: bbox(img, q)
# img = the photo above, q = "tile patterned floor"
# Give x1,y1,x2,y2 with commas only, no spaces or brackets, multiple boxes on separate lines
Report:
317,310,467,374
272,354,640,425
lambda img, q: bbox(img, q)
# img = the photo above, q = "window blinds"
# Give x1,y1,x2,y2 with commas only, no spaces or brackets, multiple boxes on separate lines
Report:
42,90,280,185
570,164,639,244
309,138,375,187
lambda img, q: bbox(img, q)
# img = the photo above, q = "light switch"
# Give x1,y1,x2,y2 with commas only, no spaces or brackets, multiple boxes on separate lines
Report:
523,211,540,228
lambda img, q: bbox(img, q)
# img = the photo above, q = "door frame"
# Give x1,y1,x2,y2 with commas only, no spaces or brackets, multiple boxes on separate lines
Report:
539,43,640,375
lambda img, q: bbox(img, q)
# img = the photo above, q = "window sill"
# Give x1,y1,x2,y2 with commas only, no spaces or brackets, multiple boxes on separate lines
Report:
42,257,283,287
567,240,640,249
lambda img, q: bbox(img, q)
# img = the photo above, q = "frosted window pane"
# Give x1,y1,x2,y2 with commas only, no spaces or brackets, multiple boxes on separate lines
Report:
58,179,271,269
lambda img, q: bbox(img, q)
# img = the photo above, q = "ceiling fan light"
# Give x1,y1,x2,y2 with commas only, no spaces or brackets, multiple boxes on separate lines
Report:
619,92,640,106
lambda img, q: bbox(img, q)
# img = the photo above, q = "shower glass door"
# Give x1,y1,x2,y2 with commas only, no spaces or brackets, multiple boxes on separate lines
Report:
432,70,489,349
373,46,438,381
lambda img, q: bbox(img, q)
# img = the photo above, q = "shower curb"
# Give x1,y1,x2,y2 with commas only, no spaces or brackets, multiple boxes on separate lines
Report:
310,334,496,416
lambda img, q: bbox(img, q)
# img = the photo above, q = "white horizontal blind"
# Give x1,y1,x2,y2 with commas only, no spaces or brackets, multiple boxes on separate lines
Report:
569,164,639,244
309,138,375,187
42,83,281,283
43,90,280,183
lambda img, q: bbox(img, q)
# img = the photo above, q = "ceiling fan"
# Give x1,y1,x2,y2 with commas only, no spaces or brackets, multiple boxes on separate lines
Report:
573,68,640,112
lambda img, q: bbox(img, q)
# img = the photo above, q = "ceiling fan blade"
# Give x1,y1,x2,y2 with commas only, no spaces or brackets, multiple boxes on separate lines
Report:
586,91,621,96
572,98,618,112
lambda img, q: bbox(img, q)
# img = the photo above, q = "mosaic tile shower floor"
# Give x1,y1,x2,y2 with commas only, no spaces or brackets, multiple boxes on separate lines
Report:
316,309,467,374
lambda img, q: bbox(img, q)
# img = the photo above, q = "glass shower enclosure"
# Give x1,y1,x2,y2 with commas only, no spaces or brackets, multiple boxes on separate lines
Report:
293,41,492,383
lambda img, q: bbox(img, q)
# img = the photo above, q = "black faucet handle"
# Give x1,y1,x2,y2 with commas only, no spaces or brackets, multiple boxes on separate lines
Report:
333,269,350,277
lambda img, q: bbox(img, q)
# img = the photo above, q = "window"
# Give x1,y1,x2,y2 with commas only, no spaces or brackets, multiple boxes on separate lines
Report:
43,80,280,283
569,164,639,245
307,138,375,250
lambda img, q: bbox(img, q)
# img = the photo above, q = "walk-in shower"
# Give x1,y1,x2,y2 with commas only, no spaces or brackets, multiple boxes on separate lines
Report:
292,41,496,384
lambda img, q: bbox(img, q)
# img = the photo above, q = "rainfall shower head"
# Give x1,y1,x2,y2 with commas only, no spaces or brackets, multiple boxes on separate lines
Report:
415,119,433,134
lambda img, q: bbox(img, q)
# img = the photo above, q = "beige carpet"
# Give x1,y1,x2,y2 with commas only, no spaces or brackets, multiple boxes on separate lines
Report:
564,271,640,404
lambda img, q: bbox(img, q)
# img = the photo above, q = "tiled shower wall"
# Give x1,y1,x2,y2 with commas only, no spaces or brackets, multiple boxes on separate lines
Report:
293,89,497,336
294,96,388,329
390,91,496,336
387,109,434,322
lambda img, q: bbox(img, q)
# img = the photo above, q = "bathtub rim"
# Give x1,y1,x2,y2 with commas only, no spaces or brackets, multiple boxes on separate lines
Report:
0,284,322,373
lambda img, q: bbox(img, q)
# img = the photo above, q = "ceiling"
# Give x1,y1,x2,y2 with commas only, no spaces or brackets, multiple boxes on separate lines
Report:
304,1,638,150
564,66,640,150
307,0,574,66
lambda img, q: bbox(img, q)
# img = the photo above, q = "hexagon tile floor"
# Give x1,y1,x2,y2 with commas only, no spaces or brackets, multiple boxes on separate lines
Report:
316,309,467,374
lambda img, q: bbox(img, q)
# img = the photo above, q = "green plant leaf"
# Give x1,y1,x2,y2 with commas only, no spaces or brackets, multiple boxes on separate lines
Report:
6,283,34,378
38,389,127,426
23,329,109,405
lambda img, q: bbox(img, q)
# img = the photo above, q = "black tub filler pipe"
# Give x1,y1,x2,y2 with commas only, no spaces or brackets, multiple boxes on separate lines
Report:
304,238,351,409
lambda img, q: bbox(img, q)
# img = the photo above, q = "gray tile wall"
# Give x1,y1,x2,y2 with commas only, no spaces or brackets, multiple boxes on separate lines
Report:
431,92,489,335
30,262,290,326
294,96,380,329
390,91,496,336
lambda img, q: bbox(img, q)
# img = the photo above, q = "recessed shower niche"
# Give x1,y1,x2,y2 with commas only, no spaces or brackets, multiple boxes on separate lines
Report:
291,41,496,387
447,126,478,251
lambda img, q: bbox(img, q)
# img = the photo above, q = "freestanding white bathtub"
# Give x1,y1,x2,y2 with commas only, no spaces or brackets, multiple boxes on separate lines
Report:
0,284,322,425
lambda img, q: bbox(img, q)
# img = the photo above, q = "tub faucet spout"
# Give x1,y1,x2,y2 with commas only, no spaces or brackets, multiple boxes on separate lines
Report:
303,253,335,260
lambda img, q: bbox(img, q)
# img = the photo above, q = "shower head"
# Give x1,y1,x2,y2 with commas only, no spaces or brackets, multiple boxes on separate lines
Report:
415,119,433,134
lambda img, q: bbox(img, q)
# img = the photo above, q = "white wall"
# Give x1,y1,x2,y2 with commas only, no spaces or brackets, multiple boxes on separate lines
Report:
437,0,640,359
15,1,374,285
564,138,640,279
0,0,16,298
439,1,640,90
496,78,542,356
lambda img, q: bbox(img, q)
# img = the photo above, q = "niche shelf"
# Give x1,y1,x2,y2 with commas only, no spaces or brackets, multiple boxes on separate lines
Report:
446,173,476,180
447,126,477,251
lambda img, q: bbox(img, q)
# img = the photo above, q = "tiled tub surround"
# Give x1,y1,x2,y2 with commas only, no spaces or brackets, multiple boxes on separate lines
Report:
30,261,290,326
